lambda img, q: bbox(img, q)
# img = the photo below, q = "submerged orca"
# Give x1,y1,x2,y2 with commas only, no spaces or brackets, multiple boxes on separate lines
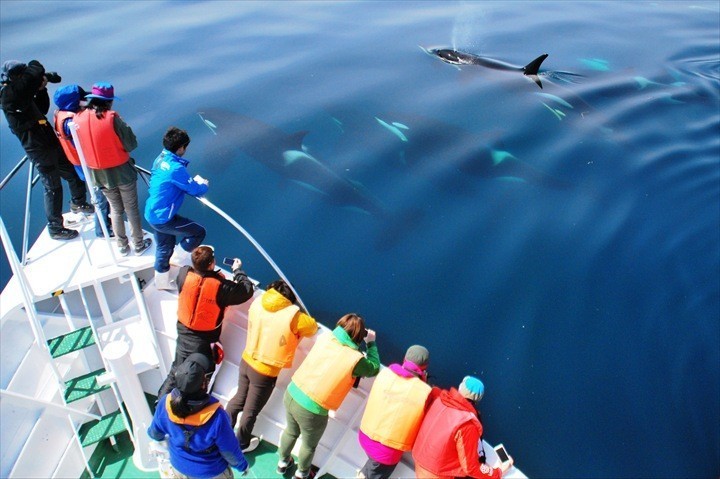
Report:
422,46,549,88
198,109,387,218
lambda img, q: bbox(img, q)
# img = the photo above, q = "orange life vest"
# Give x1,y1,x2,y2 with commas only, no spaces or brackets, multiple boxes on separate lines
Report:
292,332,363,411
165,394,221,426
73,109,128,169
360,367,432,451
53,110,80,166
412,392,484,478
244,296,300,369
177,270,223,331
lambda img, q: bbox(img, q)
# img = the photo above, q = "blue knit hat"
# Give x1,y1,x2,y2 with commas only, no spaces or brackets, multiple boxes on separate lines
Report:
53,84,87,112
459,376,485,402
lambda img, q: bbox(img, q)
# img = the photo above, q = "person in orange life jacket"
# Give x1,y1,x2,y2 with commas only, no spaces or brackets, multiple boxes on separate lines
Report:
277,314,381,479
73,82,152,257
52,84,112,238
149,353,250,479
1,60,92,240
358,345,441,479
157,245,254,399
144,126,209,291
412,376,514,479
225,279,318,453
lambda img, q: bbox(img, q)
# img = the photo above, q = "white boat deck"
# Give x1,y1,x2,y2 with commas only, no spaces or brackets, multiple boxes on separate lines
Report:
1,213,526,478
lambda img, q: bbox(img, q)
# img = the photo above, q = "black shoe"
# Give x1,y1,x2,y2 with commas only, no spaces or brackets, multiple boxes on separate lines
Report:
70,202,94,214
277,457,295,475
50,228,79,240
134,238,152,256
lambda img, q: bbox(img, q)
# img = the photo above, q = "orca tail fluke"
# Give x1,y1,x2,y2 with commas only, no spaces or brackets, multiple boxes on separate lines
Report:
523,53,549,76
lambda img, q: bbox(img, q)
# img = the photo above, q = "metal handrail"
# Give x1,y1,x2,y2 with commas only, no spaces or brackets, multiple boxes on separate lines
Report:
1,155,309,314
134,164,310,314
0,155,28,190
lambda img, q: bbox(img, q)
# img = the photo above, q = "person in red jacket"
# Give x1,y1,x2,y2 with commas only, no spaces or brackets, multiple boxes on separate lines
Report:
412,376,513,479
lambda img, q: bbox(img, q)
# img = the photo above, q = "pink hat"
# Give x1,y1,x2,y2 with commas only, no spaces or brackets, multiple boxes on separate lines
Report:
85,82,121,101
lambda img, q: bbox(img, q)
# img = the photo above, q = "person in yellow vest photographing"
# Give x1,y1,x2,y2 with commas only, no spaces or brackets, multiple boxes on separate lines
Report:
357,345,438,479
277,314,381,479
225,279,318,453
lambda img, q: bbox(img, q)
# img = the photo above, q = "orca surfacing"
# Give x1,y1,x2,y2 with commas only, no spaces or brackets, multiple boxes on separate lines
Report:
422,46,549,88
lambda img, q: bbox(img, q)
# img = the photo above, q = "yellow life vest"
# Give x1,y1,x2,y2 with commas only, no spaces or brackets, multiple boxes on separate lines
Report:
245,296,300,369
292,333,363,411
360,367,432,451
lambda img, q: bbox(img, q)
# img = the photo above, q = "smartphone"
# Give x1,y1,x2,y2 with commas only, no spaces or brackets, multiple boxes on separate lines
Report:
222,257,235,267
494,443,510,463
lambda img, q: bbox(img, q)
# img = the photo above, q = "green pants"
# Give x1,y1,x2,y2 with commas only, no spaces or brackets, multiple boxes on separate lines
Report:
278,390,329,474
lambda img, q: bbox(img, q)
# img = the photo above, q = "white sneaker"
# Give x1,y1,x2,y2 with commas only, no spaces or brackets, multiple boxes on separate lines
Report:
169,245,192,267
241,436,261,453
155,270,176,291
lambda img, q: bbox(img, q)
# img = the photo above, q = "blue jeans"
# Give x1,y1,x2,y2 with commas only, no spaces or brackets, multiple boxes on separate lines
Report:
93,187,112,236
150,214,206,273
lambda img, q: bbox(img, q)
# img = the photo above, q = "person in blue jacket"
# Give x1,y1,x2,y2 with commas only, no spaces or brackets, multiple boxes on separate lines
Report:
148,353,249,479
144,126,209,290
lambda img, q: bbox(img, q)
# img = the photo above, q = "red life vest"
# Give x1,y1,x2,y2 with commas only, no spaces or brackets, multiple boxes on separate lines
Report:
177,270,223,332
412,390,493,478
73,109,129,169
53,110,80,166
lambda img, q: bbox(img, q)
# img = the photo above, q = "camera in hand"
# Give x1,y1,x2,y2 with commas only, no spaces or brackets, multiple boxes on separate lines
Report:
45,72,62,83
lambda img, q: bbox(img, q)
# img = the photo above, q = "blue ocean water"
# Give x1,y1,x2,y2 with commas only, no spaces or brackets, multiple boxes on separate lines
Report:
1,1,718,477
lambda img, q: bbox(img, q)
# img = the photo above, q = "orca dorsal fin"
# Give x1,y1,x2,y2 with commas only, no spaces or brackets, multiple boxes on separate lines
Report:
523,54,549,76
287,130,310,150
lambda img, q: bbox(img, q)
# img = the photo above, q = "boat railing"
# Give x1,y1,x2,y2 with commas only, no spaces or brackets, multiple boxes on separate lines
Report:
133,164,310,314
0,147,308,314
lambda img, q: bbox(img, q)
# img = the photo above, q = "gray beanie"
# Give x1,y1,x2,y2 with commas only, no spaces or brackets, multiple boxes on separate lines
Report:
1,60,26,81
459,375,485,402
404,345,429,368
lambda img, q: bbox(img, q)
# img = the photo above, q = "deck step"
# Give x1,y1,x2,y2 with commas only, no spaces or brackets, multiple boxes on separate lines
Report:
78,410,126,447
64,368,110,403
47,326,95,358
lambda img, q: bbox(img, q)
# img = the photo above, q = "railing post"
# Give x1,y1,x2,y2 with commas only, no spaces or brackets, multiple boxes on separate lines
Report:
21,160,34,265
99,340,156,472
67,121,116,262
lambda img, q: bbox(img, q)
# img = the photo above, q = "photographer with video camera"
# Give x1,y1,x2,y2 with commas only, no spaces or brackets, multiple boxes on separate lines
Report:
0,60,92,240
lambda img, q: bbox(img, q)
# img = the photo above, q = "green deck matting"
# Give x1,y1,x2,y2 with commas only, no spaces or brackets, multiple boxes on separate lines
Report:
79,410,127,447
85,425,336,479
47,326,95,358
65,368,110,403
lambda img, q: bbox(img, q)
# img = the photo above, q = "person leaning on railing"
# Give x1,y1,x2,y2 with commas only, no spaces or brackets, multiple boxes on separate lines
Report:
225,278,318,453
357,345,439,479
0,59,92,240
412,376,514,479
156,245,254,400
277,314,381,479
144,126,209,291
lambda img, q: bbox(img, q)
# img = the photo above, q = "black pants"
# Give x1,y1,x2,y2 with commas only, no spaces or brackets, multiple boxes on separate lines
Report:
157,330,216,399
224,358,277,448
21,127,87,232
360,459,397,479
